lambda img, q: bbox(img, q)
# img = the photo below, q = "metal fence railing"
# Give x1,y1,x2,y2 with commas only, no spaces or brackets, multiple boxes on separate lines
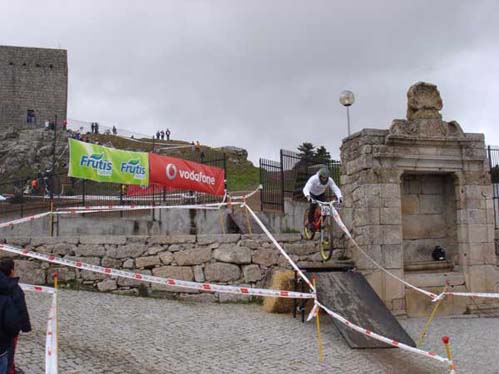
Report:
487,146,499,229
0,154,227,224
259,149,342,212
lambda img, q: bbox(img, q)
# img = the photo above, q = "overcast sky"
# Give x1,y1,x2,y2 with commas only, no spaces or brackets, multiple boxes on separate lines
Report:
1,0,499,164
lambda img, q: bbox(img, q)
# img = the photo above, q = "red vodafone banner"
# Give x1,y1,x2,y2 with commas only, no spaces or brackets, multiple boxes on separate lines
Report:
149,153,225,196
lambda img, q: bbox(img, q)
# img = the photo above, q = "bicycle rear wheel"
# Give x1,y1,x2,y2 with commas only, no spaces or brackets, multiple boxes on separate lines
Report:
303,208,315,240
320,219,334,261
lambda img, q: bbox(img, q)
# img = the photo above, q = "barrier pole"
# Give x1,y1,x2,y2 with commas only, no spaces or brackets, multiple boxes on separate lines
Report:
49,200,54,237
442,336,456,373
52,272,59,373
244,198,252,235
312,277,324,363
417,284,448,348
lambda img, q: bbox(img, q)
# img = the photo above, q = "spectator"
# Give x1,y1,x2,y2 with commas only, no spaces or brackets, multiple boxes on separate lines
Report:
44,120,50,130
166,128,171,141
95,123,99,134
112,126,117,135
91,123,95,134
200,151,205,162
195,141,201,152
156,131,160,140
63,120,67,130
30,179,38,195
160,130,165,140
0,258,30,374
191,141,195,151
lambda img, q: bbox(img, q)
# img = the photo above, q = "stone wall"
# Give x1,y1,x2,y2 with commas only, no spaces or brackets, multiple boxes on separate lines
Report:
0,234,330,302
0,45,68,128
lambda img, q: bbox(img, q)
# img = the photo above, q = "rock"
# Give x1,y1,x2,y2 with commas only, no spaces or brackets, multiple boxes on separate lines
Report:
204,263,241,282
117,270,152,287
123,259,134,268
193,265,205,282
147,246,165,255
406,82,443,121
252,248,279,266
16,260,45,284
197,234,241,245
159,252,174,265
174,247,212,266
243,265,263,282
97,279,118,292
106,244,146,259
75,244,106,257
152,266,193,281
101,257,122,269
80,236,127,245
213,245,251,264
135,256,161,269
47,266,76,284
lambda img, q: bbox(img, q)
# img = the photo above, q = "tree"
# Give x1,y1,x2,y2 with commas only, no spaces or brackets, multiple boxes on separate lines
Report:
297,142,315,160
314,146,331,164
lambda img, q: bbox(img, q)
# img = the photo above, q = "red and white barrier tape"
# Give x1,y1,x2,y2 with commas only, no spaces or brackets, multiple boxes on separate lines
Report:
20,283,56,294
45,291,58,374
0,212,52,229
316,300,451,365
243,204,315,292
330,206,437,299
0,244,314,300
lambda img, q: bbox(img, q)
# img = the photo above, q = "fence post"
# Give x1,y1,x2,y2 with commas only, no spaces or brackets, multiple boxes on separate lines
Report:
82,180,86,206
259,158,263,211
280,150,285,212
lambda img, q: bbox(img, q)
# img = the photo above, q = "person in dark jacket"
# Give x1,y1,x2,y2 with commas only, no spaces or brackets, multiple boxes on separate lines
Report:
0,259,31,374
0,272,21,374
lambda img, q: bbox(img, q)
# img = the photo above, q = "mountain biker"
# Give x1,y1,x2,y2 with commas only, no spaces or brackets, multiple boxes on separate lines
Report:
303,167,343,232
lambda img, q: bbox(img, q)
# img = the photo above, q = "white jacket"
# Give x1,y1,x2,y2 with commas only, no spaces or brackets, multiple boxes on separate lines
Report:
303,173,342,199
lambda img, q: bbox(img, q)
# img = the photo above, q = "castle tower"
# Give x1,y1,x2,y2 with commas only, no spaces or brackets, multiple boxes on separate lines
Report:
0,45,68,127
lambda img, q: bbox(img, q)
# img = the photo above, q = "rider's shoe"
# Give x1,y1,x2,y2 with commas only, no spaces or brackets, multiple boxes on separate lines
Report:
307,223,315,232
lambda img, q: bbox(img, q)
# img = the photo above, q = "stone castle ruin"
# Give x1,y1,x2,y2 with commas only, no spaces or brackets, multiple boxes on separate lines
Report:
341,82,497,316
0,45,68,127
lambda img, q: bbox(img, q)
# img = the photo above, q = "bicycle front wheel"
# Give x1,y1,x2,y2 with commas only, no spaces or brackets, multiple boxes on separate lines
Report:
303,209,315,240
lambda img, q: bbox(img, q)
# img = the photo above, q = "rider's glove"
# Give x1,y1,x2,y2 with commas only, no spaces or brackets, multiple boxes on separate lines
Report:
305,195,311,202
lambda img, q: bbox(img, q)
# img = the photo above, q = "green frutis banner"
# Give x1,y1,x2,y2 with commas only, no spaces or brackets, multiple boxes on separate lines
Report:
68,139,149,185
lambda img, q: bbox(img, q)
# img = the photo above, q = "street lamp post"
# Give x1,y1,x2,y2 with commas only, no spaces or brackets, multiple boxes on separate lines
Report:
339,90,355,136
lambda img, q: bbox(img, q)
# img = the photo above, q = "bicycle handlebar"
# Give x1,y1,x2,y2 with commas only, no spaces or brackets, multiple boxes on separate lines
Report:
308,198,340,207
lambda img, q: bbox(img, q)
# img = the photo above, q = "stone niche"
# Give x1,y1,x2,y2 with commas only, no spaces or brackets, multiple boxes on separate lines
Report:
340,82,498,316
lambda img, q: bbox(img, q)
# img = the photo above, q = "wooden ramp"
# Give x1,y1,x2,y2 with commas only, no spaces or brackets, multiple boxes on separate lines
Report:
313,271,415,349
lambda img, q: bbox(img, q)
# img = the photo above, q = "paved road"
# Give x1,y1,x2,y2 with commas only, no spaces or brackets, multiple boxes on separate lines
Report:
16,289,499,373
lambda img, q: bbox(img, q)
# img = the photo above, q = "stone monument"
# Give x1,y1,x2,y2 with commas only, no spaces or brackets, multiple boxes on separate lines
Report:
340,82,497,316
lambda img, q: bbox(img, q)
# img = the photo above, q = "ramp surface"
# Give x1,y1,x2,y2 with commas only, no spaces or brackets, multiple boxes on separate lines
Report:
313,271,415,349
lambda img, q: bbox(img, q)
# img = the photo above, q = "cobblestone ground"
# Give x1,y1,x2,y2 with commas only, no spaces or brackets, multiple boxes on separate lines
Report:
15,290,499,373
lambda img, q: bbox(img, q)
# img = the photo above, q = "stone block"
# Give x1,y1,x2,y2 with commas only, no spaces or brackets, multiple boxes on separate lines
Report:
354,245,382,270
75,244,106,257
406,286,467,317
384,270,404,301
196,234,240,245
466,265,498,292
239,240,261,249
382,225,402,245
123,259,134,268
148,235,196,245
401,195,419,215
405,272,465,288
79,236,127,245
381,244,403,269
117,270,151,287
421,175,444,195
219,291,252,303
135,256,161,269
147,246,167,255
252,248,279,266
273,234,302,243
152,266,194,281
420,195,445,214
467,209,487,225
174,247,212,266
193,265,205,282
243,265,263,283
80,270,107,281
380,208,401,225
159,252,174,265
402,215,446,240
101,257,122,269
467,242,496,266
213,245,251,264
468,225,490,243
106,244,146,259
204,263,241,282
97,279,118,292
15,260,45,284
284,242,317,256
47,266,76,284
6,238,31,246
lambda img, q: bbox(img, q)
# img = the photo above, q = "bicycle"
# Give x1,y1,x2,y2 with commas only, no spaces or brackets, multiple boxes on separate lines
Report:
303,198,339,262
